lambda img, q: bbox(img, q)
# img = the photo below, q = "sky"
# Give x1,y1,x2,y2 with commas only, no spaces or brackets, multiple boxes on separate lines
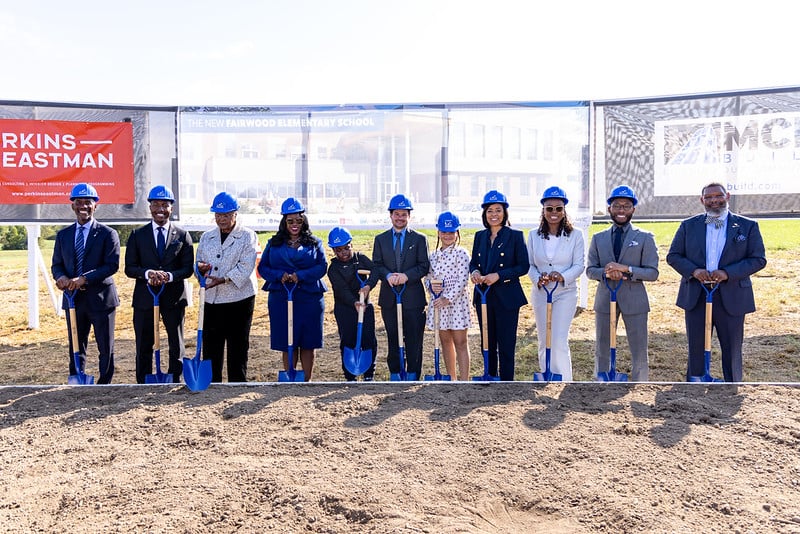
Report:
1,0,797,107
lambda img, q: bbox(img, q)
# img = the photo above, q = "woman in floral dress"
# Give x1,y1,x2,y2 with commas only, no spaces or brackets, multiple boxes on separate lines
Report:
426,212,472,380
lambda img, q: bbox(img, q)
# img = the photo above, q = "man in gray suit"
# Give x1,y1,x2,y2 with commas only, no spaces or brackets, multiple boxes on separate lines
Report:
586,185,659,381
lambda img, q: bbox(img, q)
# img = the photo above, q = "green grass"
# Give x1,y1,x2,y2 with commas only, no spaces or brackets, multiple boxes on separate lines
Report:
12,219,798,270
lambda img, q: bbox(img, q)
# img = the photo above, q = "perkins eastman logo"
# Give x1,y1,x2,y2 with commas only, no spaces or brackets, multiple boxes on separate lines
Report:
0,118,135,204
2,132,114,169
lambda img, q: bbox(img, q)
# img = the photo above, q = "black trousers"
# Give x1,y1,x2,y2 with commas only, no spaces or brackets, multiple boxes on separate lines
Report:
380,304,425,377
475,301,520,381
202,296,255,383
334,302,378,380
133,305,186,384
66,302,116,384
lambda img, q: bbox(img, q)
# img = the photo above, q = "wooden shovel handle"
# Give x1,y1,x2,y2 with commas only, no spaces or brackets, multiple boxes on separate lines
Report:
153,305,160,351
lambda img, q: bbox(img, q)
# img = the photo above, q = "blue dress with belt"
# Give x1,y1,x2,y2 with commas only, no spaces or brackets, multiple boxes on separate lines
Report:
257,238,328,350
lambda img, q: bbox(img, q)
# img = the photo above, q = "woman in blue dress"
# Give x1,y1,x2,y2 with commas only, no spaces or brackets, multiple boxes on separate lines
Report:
257,197,327,381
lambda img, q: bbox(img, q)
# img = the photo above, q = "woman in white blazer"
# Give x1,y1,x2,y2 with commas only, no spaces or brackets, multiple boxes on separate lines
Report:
195,192,259,383
526,186,585,381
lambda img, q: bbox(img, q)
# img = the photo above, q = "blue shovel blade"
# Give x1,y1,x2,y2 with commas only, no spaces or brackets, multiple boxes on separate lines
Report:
278,369,306,382
343,348,373,377
67,372,95,385
183,356,212,391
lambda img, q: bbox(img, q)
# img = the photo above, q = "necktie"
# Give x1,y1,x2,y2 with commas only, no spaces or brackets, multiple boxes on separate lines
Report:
613,226,623,261
157,226,166,257
74,226,85,276
705,215,724,229
394,231,402,267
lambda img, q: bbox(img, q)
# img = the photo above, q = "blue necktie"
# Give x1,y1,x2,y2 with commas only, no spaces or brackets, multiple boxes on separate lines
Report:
613,226,623,261
74,226,85,276
157,226,166,258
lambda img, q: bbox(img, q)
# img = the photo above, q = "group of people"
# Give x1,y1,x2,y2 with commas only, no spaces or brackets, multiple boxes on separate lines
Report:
52,180,766,385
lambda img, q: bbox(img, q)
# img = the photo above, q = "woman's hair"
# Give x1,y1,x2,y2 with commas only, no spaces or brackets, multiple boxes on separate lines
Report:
536,209,574,239
269,213,316,247
481,204,510,229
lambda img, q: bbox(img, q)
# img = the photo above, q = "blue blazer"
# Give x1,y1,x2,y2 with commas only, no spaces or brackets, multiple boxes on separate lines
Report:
469,226,529,310
666,213,766,316
52,220,120,311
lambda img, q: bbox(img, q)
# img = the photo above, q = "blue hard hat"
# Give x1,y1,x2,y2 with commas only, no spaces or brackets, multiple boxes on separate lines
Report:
210,192,239,213
69,183,99,201
281,197,305,215
147,185,175,203
540,186,569,205
327,226,353,248
481,190,509,208
436,211,461,232
607,185,638,206
387,194,414,211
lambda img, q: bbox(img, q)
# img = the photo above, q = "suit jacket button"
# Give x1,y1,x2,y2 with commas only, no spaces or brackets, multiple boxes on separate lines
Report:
500,264,504,267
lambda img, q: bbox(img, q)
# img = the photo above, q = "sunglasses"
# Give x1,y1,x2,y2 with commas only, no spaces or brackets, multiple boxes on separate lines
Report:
285,217,304,224
544,206,564,213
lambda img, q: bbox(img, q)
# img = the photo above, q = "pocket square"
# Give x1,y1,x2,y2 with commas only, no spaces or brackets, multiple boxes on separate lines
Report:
628,240,639,247
735,234,746,242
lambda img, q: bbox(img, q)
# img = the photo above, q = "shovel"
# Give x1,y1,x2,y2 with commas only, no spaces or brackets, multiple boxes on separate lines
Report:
183,264,213,391
597,275,628,382
533,281,563,382
65,290,95,385
688,281,723,383
390,283,416,381
145,283,173,384
279,281,305,382
343,269,373,377
472,284,499,381
424,279,451,381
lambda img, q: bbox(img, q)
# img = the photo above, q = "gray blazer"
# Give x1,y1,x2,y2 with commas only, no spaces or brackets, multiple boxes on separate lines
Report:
586,223,659,314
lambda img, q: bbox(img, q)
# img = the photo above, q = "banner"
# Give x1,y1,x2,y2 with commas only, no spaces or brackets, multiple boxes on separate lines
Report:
654,112,800,196
0,119,134,204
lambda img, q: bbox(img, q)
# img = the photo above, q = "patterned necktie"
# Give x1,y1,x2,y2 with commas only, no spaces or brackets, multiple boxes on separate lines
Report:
613,226,623,261
157,226,166,257
394,231,402,267
705,215,724,229
75,225,85,275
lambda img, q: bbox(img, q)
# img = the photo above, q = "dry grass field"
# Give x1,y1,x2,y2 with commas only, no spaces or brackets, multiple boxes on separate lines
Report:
1,219,798,384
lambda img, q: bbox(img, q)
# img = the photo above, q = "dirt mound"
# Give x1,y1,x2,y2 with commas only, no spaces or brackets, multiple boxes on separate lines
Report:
1,382,799,533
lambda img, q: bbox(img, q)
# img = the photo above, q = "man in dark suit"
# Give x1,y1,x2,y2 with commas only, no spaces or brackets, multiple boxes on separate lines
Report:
369,194,430,379
586,185,659,381
666,182,766,382
51,183,120,384
124,185,194,383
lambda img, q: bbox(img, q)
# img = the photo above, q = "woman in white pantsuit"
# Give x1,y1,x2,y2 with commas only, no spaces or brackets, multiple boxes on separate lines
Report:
526,186,585,381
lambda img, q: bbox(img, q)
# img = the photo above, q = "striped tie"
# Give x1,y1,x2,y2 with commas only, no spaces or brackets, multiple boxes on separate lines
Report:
75,226,85,276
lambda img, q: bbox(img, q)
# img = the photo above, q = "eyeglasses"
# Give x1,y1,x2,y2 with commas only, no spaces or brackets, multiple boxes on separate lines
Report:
610,203,634,210
285,217,304,224
544,206,564,213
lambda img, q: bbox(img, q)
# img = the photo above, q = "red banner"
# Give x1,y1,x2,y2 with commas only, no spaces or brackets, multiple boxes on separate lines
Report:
0,118,134,204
